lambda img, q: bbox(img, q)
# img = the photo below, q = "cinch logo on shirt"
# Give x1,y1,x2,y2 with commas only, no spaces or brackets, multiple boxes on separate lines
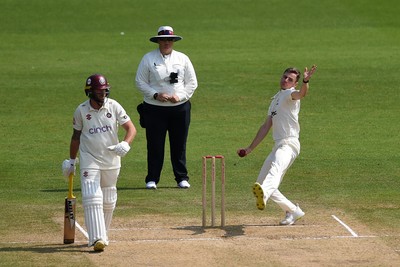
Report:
89,125,112,134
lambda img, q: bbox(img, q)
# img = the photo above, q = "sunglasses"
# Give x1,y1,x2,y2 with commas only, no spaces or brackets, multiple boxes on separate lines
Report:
159,38,174,42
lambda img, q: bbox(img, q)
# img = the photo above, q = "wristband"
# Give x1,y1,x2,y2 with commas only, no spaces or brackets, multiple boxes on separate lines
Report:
303,79,309,83
153,93,158,100
69,159,76,165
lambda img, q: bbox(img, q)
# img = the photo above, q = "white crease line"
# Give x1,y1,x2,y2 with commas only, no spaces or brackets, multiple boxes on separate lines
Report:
110,225,317,231
281,235,377,241
1,233,388,246
0,235,380,246
76,220,89,240
332,215,358,237
111,235,379,243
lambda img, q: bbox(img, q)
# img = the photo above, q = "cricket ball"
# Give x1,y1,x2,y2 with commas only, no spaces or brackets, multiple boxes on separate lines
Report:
238,149,246,157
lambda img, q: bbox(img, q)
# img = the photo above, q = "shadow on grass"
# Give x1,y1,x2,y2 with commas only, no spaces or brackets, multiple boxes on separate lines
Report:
0,243,88,253
0,243,108,254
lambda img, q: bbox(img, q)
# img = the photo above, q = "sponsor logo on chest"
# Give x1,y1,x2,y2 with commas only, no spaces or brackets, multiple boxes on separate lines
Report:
89,125,112,134
85,111,113,134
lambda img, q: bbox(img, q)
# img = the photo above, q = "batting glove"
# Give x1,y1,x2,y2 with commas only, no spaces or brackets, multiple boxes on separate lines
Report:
108,141,130,157
62,158,76,177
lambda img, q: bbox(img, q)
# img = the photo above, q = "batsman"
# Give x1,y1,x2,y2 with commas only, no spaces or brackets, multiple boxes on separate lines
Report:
62,74,136,252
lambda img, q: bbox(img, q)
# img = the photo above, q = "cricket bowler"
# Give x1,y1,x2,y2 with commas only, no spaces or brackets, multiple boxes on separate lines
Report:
237,65,317,225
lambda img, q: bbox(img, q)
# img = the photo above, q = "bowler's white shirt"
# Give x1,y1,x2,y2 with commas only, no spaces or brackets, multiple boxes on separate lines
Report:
135,49,198,106
268,87,300,141
73,98,131,169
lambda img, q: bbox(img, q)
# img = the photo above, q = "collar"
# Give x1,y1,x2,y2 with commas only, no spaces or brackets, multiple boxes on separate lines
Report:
87,98,110,112
280,86,295,91
159,49,173,58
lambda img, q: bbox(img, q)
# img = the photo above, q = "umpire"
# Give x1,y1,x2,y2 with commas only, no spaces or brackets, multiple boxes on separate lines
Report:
135,26,198,189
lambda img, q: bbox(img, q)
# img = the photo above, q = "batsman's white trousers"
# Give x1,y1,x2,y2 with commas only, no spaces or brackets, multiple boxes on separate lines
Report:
256,138,300,213
80,168,119,246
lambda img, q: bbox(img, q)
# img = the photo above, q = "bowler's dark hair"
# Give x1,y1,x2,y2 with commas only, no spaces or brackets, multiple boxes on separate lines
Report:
283,67,301,82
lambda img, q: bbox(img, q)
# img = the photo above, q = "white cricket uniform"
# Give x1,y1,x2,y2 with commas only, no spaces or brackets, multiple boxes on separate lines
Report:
73,98,131,169
135,49,198,105
72,98,131,246
256,87,301,213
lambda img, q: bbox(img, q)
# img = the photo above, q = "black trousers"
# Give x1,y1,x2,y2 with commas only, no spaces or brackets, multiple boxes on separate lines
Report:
143,101,191,184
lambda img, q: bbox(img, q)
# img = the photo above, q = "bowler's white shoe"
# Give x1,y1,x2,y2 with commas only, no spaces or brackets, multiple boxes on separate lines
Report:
146,181,157,189
280,204,305,225
252,183,266,210
178,180,190,188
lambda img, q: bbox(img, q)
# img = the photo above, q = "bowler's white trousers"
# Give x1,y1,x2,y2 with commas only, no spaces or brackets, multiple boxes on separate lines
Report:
256,138,300,213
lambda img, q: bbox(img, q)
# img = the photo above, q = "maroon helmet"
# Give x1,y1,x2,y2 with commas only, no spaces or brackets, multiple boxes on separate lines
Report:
84,74,110,97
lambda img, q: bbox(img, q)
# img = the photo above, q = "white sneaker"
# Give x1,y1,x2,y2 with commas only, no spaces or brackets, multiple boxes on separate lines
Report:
146,181,157,189
178,180,190,188
280,204,305,225
252,183,266,210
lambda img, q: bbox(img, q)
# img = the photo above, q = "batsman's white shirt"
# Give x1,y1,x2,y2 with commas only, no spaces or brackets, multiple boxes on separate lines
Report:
73,98,131,170
268,87,300,141
135,49,198,106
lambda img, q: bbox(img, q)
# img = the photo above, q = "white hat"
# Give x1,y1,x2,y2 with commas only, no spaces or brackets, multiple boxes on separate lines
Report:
149,26,183,43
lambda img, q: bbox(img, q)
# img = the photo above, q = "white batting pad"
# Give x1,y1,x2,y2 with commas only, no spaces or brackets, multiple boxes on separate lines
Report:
84,204,108,246
103,186,117,231
81,173,108,246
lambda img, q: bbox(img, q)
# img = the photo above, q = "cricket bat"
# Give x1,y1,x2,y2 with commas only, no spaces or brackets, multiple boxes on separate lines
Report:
63,173,76,244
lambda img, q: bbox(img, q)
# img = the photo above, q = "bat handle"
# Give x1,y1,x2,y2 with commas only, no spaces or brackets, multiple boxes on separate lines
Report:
68,173,75,199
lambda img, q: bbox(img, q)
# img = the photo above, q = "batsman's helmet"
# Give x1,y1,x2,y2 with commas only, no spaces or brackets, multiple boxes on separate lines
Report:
84,74,110,98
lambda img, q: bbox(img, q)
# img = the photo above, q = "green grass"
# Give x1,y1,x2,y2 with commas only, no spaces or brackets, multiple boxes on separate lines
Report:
1,0,400,264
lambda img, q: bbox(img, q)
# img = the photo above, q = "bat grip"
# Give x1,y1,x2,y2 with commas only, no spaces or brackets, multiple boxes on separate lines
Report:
68,174,75,199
